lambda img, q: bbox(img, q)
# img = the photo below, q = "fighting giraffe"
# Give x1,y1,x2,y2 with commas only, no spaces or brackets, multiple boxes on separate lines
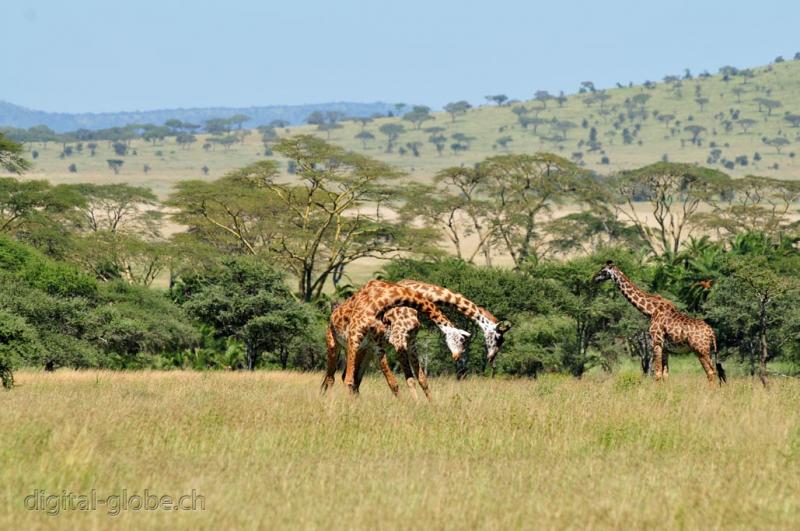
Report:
593,261,725,385
321,280,471,396
343,279,511,397
327,298,465,399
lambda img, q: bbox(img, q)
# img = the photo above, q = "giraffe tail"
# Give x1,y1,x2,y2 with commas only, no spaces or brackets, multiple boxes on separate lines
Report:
712,334,727,385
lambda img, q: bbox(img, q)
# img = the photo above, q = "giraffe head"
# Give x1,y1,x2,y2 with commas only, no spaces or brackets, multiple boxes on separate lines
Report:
441,325,471,361
484,320,512,364
593,260,618,283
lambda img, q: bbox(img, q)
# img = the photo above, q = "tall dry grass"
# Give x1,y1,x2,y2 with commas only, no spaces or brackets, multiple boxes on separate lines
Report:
1,369,799,530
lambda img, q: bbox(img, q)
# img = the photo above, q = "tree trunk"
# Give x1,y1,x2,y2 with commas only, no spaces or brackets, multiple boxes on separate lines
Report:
245,344,256,371
758,302,769,387
280,346,288,370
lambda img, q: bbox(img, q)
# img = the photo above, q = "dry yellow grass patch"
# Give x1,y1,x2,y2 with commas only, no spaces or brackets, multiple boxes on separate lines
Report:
1,369,799,530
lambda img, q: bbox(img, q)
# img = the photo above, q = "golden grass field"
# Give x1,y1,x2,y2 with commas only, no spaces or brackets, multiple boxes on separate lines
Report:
2,363,799,530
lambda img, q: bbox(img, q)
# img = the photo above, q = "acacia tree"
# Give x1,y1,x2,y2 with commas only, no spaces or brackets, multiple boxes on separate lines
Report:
737,118,757,133
354,130,375,149
399,183,473,261
763,136,790,154
170,135,430,301
444,101,471,122
485,94,508,106
402,106,433,129
708,256,800,387
0,177,83,238
378,123,405,152
0,133,31,174
68,183,159,235
703,175,800,238
434,166,496,265
608,162,730,257
480,153,583,265
64,184,166,285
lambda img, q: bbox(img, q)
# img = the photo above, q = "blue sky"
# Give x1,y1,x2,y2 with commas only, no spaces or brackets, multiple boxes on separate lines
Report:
2,0,800,113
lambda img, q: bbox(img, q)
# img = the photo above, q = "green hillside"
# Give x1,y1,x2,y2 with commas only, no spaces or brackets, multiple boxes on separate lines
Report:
6,58,800,196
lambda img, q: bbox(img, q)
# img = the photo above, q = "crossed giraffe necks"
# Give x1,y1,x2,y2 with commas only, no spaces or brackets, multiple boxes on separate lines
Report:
397,279,499,332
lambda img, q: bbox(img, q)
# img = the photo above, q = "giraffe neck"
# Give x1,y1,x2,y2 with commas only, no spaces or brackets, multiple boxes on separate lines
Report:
397,280,499,334
611,269,656,317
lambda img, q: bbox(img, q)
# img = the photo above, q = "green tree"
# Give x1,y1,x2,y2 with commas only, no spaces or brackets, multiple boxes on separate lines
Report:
176,133,197,149
378,123,405,152
0,177,83,238
479,153,584,265
229,114,250,130
170,136,429,301
0,134,31,174
172,257,312,369
444,101,471,122
355,130,375,149
403,106,433,129
608,162,730,256
485,94,508,106
684,125,706,144
763,136,790,154
707,255,800,386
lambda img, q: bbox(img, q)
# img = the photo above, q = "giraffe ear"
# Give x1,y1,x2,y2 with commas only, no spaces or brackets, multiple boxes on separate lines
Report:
497,320,512,333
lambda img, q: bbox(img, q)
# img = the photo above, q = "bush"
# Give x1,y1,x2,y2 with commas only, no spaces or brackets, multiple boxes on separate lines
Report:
0,309,41,388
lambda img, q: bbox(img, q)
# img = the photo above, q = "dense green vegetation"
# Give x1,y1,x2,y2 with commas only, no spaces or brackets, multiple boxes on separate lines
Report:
1,92,799,388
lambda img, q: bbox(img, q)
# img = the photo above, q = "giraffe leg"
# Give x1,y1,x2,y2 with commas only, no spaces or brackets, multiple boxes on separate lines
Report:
662,351,669,381
649,327,664,382
376,342,400,396
396,348,419,401
694,344,717,386
352,346,373,394
407,339,431,400
344,331,365,394
321,326,338,394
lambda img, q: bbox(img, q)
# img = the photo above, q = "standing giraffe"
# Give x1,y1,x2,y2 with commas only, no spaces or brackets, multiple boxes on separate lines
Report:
322,280,471,396
593,261,725,384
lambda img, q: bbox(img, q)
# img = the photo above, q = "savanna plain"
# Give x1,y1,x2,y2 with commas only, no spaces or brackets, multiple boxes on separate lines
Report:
2,364,799,530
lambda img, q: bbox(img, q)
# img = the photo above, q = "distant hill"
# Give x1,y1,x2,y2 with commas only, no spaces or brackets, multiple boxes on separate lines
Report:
0,100,398,132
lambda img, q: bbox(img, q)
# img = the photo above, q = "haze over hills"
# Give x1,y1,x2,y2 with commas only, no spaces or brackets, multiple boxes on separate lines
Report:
0,100,398,132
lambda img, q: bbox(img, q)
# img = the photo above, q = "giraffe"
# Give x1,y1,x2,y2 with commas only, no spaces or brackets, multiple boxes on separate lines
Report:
345,279,510,397
593,261,725,385
327,299,463,399
321,280,471,396
346,279,511,399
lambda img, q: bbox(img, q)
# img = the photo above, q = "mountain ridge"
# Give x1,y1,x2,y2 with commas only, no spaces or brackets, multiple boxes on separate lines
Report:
0,100,398,132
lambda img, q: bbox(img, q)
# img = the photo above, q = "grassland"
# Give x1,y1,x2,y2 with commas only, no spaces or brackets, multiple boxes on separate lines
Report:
3,362,799,530
11,60,800,198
